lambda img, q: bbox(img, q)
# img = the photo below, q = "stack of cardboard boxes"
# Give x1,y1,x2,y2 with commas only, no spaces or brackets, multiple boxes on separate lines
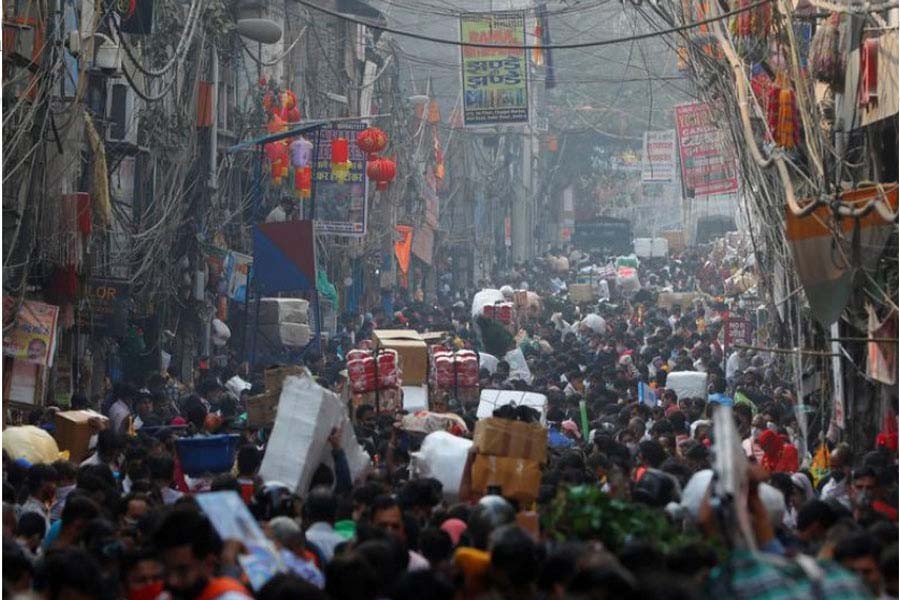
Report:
471,416,546,505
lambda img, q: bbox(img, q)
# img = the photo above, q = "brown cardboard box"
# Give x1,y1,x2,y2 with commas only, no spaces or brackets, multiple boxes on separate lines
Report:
657,292,703,311
568,283,597,304
246,391,279,428
473,418,547,464
420,332,449,346
264,365,305,393
471,455,541,505
372,330,428,385
661,230,685,253
53,410,108,463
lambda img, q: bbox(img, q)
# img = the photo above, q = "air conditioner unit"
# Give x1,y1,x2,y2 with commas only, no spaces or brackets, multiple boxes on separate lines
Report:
105,77,138,145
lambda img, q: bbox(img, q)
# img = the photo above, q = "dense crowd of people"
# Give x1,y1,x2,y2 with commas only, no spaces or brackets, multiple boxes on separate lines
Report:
3,243,898,600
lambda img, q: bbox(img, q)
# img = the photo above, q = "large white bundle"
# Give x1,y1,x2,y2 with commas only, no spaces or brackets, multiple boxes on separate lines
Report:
503,348,533,384
633,238,669,258
258,298,309,324
471,289,505,319
260,373,370,495
476,390,548,425
478,353,499,375
402,385,429,412
259,322,310,347
666,371,709,400
580,314,606,334
616,267,641,294
411,431,472,499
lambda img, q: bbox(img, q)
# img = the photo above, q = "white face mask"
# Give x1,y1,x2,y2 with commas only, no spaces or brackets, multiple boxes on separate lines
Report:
751,427,762,440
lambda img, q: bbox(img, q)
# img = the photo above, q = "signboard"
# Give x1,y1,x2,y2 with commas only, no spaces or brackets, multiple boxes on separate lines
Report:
3,298,59,367
572,218,633,253
253,221,317,294
314,122,368,236
674,102,739,197
724,317,753,347
75,278,129,336
460,11,529,126
205,248,253,303
642,130,677,182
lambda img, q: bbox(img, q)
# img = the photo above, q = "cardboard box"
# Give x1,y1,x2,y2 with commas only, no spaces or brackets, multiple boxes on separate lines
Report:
246,391,279,428
471,455,541,505
258,298,309,324
351,387,402,415
661,230,685,253
264,365,305,393
420,332,449,346
53,410,108,463
657,292,703,311
473,417,548,464
259,322,310,347
373,330,428,385
568,283,597,304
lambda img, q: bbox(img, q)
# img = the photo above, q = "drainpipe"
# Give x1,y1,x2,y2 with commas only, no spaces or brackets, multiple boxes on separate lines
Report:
209,46,219,190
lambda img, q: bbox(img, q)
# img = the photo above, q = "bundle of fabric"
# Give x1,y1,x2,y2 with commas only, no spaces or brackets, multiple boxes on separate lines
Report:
810,13,844,87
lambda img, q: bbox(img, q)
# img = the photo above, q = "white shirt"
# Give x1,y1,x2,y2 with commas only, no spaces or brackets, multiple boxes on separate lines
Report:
726,351,749,381
305,522,345,563
108,399,131,435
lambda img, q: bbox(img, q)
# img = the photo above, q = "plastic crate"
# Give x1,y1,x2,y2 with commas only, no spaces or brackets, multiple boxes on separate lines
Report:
175,434,240,477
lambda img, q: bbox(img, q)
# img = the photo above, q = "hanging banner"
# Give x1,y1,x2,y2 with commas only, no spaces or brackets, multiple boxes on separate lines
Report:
724,317,753,347
225,251,253,303
3,298,59,367
394,225,414,288
674,102,739,197
460,11,529,126
314,121,368,236
641,130,677,182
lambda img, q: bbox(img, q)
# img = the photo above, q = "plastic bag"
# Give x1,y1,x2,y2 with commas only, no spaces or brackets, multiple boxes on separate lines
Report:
3,426,63,464
471,289,505,319
411,431,472,499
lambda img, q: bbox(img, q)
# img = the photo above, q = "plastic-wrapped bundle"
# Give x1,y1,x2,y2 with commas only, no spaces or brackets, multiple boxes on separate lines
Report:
411,431,473,499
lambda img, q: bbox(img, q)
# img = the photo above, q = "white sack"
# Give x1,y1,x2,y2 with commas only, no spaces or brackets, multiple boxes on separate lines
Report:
634,238,669,258
580,314,606,334
666,371,709,400
478,353,499,375
225,375,252,399
402,385,429,412
411,431,472,499
259,322,310,347
503,348,533,384
258,298,309,324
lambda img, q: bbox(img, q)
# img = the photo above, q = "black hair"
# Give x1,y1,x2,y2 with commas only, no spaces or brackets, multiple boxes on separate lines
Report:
797,499,839,532
258,573,329,600
3,536,34,586
324,553,378,600
371,494,401,515
304,487,338,524
834,532,882,563
16,511,47,539
33,548,103,599
418,527,453,564
152,507,223,559
490,525,541,589
147,453,175,482
355,538,409,596
61,495,102,527
26,463,58,496
237,445,262,475
638,440,667,469
52,459,78,482
392,570,455,600
210,474,240,493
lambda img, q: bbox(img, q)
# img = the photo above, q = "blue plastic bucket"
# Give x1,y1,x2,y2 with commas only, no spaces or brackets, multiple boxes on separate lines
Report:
175,434,241,476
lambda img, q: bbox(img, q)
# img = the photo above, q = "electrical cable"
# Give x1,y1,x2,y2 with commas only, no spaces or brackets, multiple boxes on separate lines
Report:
110,0,203,78
293,0,776,50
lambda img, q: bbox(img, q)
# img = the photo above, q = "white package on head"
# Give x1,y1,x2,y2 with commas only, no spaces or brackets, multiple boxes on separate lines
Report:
402,385,429,412
260,373,370,495
411,431,472,499
225,375,252,398
633,238,669,258
503,348,533,384
666,371,709,400
258,298,309,324
580,314,606,334
478,353,499,375
476,390,548,425
471,289,505,319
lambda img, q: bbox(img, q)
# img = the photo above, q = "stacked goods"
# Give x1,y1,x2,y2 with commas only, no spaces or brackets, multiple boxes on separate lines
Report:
665,371,709,401
372,330,428,386
249,365,306,428
257,298,310,348
347,348,400,393
616,266,641,294
347,347,402,414
471,404,546,504
430,348,480,406
482,302,515,325
633,238,669,259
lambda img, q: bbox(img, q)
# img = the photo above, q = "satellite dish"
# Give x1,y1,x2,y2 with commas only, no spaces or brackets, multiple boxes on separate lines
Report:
237,18,282,44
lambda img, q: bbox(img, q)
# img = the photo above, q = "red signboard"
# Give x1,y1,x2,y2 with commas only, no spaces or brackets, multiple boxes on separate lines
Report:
674,102,739,198
724,318,753,347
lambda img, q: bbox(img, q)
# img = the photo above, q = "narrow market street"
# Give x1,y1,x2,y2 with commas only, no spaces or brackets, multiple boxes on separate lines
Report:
1,0,898,599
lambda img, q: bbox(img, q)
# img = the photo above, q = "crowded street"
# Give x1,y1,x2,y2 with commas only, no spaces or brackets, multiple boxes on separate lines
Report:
2,0,898,599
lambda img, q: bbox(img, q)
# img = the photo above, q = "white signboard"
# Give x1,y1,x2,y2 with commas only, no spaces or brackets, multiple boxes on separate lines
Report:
642,129,677,182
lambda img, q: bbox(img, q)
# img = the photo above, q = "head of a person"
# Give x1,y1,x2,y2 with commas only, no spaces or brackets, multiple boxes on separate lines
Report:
3,537,34,594
303,486,337,526
258,573,328,600
356,405,376,430
834,533,883,596
60,495,102,543
120,546,165,600
324,552,378,600
371,494,406,541
850,466,880,512
27,463,58,503
32,548,103,600
268,515,307,555
489,525,541,593
152,507,223,599
236,445,262,477
16,511,47,552
96,429,125,463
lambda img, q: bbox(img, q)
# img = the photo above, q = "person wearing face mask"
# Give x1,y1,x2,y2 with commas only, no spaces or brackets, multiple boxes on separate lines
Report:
120,547,166,600
850,466,898,523
152,508,253,600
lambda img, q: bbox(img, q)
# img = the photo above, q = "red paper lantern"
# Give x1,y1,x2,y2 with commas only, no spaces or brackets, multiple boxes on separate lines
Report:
367,157,396,191
295,166,312,199
356,127,388,159
331,137,349,163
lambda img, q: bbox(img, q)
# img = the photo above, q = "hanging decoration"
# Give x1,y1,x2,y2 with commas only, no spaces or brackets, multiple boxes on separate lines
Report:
809,14,844,88
729,0,771,62
356,126,388,159
295,166,312,199
290,138,313,168
331,137,352,183
859,37,879,108
366,157,396,191
766,78,801,150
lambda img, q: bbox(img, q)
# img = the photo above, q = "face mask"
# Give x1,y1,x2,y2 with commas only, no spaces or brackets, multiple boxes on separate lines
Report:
855,490,873,509
751,427,762,440
129,582,165,600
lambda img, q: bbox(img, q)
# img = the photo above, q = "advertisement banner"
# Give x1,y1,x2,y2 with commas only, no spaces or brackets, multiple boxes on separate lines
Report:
3,298,59,367
724,317,753,347
674,102,739,197
314,121,368,236
641,130,677,182
460,11,529,126
225,251,253,303
76,278,129,336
